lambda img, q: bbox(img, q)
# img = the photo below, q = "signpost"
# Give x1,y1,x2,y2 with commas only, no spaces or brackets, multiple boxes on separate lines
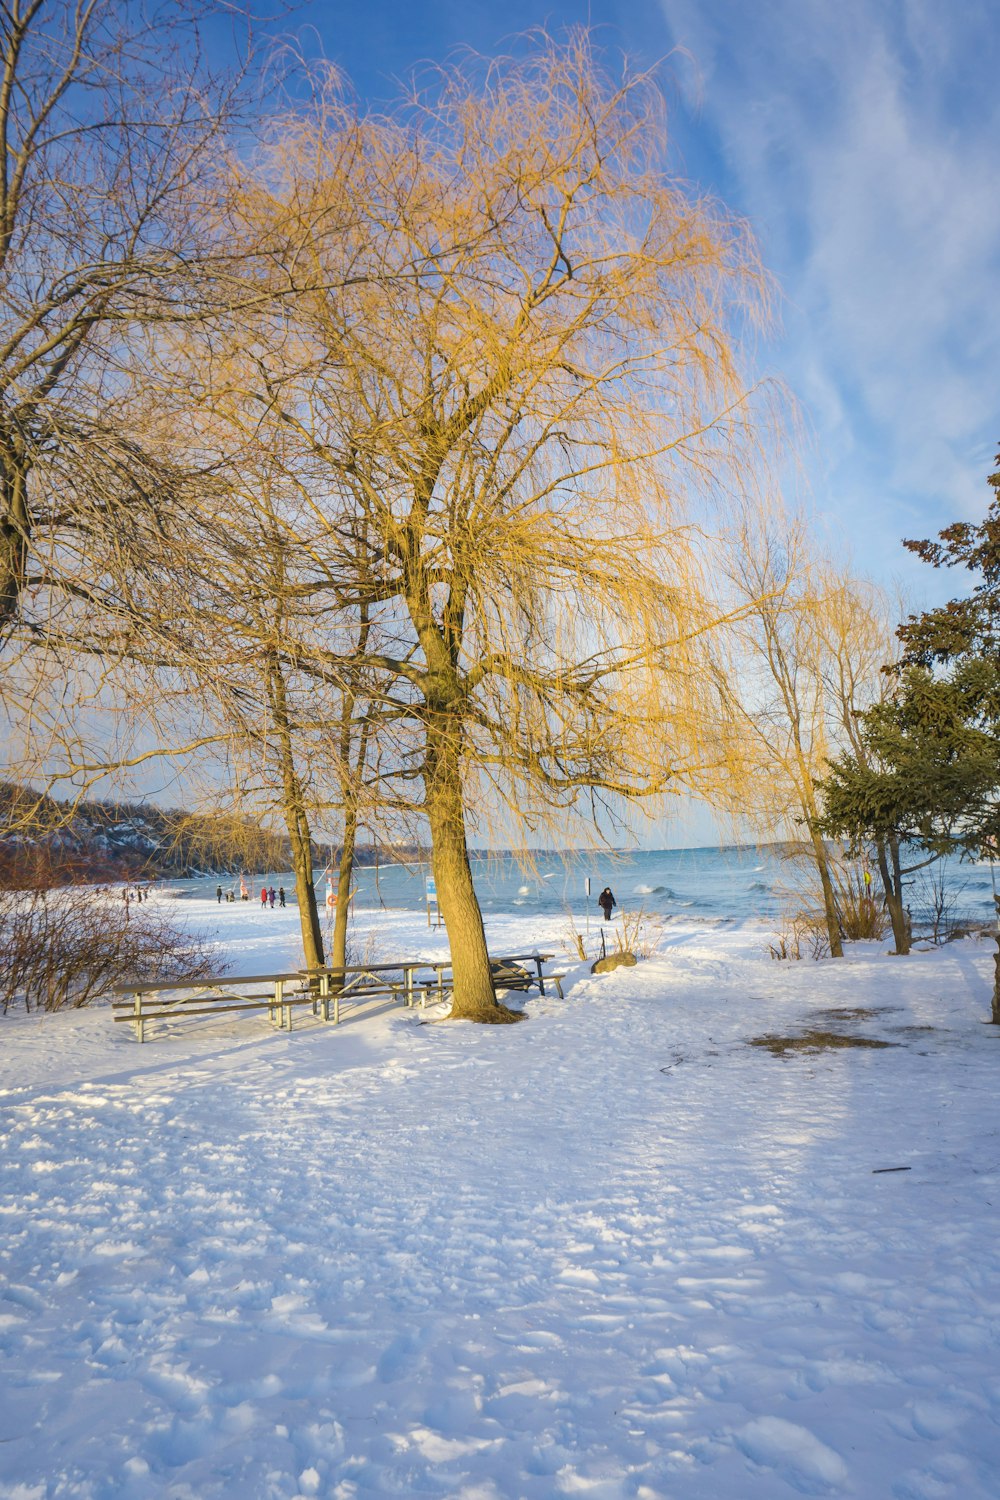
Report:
585,876,591,946
425,874,441,928
324,874,353,920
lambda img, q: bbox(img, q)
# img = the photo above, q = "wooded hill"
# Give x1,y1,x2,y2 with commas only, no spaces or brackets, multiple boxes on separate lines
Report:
0,786,366,883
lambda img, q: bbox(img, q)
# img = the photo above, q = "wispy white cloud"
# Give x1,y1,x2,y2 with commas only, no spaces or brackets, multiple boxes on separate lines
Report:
659,0,1000,570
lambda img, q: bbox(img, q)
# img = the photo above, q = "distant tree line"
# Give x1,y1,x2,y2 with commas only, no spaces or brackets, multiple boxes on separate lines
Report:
0,782,431,883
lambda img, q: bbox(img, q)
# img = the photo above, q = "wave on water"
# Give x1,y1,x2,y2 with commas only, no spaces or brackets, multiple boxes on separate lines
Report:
518,885,532,895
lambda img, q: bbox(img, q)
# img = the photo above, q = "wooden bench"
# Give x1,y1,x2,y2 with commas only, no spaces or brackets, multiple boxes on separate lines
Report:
111,972,316,1043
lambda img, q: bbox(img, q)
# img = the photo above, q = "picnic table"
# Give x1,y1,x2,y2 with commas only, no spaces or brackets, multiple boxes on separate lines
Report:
111,952,566,1041
303,951,564,1020
301,959,449,1024
109,971,314,1044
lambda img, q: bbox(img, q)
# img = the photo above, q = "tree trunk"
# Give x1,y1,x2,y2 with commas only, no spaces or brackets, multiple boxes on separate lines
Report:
330,629,371,987
993,899,1000,1025
286,799,324,970
268,654,324,969
807,821,843,957
424,725,519,1022
329,802,357,982
876,836,911,955
0,444,30,641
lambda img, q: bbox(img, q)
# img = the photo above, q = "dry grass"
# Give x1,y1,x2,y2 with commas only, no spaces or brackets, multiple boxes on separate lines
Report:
748,1030,897,1056
561,910,589,962
614,908,663,959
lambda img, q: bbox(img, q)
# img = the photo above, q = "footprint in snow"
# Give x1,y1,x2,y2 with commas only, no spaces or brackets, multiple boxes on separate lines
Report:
732,1416,849,1494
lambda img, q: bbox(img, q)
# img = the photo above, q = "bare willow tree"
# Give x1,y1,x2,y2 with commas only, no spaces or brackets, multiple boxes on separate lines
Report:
813,580,931,955
714,500,896,954
161,467,383,976
0,0,247,667
191,34,775,1020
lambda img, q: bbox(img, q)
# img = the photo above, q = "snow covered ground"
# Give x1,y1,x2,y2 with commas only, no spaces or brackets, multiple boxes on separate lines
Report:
2,898,1000,1499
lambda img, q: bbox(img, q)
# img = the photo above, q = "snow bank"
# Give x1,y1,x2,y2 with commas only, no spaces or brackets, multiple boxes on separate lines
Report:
1,904,999,1498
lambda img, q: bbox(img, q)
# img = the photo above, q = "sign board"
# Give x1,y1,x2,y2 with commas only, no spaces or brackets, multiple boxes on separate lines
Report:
425,875,437,901
585,877,591,897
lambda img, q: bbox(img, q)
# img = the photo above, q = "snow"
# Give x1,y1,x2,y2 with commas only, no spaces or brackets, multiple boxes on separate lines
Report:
2,897,1000,1498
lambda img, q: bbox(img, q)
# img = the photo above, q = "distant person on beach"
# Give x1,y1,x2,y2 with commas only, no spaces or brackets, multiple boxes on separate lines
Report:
268,887,276,908
598,886,616,921
278,887,286,908
216,884,223,903
260,887,267,908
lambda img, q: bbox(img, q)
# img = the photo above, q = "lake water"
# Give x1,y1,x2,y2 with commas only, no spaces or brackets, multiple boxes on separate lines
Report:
164,845,1000,928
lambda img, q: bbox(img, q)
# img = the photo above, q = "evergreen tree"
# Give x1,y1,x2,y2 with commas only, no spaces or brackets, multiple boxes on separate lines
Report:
820,449,1000,1013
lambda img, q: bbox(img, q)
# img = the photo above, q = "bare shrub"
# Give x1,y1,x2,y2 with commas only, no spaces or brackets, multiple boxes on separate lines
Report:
768,930,799,961
614,908,663,960
0,887,221,1014
912,865,968,945
344,923,381,970
561,909,589,962
771,846,888,959
767,906,831,961
834,862,889,942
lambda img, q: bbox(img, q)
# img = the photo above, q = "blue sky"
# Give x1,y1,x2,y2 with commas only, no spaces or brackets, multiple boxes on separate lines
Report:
273,0,1000,608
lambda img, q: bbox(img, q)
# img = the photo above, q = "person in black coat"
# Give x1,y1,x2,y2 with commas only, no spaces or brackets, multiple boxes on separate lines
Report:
598,886,616,921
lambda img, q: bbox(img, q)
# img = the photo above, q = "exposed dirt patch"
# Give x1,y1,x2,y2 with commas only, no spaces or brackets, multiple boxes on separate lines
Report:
749,1030,898,1056
807,1006,899,1023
